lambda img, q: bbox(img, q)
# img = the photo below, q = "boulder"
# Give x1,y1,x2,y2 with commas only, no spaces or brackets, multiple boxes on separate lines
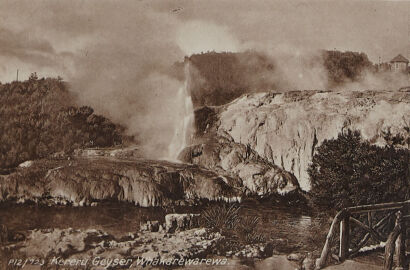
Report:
231,243,274,259
18,160,33,168
140,220,161,232
165,214,200,233
287,253,305,262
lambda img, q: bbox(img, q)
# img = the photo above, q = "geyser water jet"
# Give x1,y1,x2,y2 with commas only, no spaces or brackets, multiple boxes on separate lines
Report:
168,63,194,160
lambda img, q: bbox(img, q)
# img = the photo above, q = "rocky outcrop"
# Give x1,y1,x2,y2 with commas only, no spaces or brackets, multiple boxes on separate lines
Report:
179,136,300,196
0,157,242,207
165,214,201,233
140,214,201,233
180,104,301,197
140,220,162,232
73,145,142,159
192,90,409,191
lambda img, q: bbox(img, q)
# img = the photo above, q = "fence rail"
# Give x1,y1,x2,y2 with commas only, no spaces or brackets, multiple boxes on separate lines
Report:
316,200,410,270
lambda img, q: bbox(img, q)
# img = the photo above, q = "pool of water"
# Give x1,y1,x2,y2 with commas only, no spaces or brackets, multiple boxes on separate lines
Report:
0,201,330,255
239,202,330,253
0,202,166,237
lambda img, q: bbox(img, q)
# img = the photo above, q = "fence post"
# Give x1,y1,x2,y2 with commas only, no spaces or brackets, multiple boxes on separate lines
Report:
315,210,346,269
394,210,405,270
384,211,404,270
339,213,350,261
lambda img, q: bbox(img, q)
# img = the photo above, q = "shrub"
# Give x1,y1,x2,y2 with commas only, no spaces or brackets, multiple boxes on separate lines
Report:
237,216,265,244
308,130,409,209
201,203,266,247
202,204,240,232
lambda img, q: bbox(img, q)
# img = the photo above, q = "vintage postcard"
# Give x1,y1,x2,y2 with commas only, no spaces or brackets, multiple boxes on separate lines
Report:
0,1,409,269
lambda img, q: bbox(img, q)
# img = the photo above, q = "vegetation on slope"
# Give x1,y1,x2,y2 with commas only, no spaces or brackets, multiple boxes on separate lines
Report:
184,50,376,107
187,51,275,107
322,50,374,87
308,130,409,209
0,75,124,170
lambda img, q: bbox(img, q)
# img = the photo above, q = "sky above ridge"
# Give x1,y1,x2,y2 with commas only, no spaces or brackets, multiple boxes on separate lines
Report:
0,0,409,83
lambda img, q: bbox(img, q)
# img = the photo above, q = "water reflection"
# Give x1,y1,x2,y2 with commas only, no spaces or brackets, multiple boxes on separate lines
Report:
0,201,329,253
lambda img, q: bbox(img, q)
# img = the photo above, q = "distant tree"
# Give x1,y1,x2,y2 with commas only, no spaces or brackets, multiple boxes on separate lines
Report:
382,127,410,148
29,72,38,81
308,130,409,209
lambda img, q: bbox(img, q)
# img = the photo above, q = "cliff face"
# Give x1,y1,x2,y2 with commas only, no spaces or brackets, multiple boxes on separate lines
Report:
215,90,410,190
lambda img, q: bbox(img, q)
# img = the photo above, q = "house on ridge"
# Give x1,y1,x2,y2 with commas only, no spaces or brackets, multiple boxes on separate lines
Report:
390,54,409,72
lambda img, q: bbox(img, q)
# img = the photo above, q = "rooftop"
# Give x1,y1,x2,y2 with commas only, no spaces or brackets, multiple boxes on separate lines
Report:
390,54,409,63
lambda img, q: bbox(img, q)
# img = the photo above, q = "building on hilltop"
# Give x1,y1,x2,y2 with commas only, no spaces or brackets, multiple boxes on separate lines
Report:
390,54,409,72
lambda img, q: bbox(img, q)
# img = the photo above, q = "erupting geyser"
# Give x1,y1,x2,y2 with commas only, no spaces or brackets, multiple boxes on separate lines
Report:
167,63,194,160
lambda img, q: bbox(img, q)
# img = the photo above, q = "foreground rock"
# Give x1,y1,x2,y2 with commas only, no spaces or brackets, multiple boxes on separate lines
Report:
2,227,223,269
187,90,409,191
0,157,241,207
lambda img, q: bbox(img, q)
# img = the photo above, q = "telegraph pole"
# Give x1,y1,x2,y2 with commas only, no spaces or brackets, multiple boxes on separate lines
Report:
16,69,19,82
407,1,410,61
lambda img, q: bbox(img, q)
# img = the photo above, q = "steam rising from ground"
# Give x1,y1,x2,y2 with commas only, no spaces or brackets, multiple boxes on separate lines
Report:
250,46,330,91
0,0,409,159
239,45,410,92
334,70,410,91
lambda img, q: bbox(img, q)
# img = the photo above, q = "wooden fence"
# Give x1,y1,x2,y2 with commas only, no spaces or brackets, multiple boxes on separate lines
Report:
316,200,410,270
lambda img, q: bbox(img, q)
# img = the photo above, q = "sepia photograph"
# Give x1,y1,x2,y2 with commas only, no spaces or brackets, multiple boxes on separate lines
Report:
0,0,409,269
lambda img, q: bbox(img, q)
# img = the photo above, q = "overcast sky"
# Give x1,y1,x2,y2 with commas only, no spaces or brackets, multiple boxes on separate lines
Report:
0,0,409,83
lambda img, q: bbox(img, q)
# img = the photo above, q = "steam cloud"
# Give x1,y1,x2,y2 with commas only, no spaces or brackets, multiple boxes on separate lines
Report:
0,0,409,158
